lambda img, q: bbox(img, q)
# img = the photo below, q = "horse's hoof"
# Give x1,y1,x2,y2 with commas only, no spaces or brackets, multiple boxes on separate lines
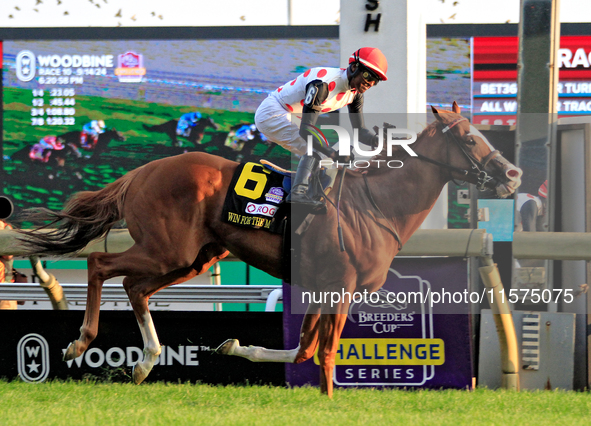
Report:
63,341,81,361
132,363,148,385
214,339,239,355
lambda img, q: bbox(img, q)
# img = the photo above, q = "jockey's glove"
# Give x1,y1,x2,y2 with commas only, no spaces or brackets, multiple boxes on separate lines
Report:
330,149,355,165
372,122,398,148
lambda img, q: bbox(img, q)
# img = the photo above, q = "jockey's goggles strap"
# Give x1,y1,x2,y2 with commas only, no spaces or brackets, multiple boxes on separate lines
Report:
442,117,468,133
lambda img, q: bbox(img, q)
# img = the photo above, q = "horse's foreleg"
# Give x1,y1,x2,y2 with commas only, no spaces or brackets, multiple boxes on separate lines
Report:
216,303,321,363
294,303,321,363
317,303,350,397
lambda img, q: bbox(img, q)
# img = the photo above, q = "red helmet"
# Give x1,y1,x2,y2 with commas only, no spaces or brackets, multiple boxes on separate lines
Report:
349,47,388,81
538,180,548,198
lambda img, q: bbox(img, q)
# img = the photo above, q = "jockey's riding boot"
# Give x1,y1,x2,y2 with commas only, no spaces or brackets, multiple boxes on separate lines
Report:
286,155,325,212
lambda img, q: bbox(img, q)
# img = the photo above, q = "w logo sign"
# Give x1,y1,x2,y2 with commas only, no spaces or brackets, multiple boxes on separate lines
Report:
17,334,50,383
16,50,36,82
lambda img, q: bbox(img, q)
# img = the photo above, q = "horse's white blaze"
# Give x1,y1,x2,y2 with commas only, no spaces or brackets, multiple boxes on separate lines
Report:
468,125,495,151
231,341,299,363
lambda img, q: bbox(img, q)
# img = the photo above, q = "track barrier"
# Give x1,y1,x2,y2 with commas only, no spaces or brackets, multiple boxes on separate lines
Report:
12,228,591,389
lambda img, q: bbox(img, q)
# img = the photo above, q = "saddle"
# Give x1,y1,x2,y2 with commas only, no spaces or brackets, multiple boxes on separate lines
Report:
221,160,339,284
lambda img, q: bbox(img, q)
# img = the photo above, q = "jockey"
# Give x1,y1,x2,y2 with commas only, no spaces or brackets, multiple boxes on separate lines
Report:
39,135,65,151
254,47,388,210
30,136,65,162
81,120,106,149
39,136,64,151
236,124,257,142
226,124,267,151
176,112,203,137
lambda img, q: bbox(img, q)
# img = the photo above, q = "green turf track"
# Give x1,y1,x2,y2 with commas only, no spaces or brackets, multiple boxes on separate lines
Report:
0,380,590,425
3,87,292,214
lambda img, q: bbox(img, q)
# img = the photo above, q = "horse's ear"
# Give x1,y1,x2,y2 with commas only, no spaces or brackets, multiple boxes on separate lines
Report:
452,101,461,114
431,105,443,121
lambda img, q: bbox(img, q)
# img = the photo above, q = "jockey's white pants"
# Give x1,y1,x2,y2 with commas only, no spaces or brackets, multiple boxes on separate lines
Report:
254,96,307,156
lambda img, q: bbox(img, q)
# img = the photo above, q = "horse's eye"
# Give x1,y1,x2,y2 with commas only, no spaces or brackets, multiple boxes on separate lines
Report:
465,136,477,146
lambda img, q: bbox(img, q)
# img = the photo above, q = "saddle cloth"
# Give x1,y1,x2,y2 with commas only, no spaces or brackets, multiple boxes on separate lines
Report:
222,162,287,234
222,161,339,234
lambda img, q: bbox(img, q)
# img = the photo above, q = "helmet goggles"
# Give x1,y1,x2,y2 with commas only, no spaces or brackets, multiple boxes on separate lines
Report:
358,64,381,84
356,62,382,84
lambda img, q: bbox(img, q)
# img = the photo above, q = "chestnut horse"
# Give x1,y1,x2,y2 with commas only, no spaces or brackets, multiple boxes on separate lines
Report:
15,103,521,396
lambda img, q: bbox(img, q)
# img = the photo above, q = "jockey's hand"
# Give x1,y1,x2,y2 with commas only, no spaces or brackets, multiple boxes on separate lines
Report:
330,149,355,165
372,122,397,147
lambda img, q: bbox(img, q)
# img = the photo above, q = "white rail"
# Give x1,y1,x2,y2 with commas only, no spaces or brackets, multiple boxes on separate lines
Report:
0,283,283,311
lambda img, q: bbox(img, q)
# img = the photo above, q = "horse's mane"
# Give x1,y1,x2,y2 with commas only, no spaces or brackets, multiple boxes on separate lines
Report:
362,119,440,173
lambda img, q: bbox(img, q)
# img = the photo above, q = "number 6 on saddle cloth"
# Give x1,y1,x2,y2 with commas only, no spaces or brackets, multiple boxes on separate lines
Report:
222,161,337,232
222,161,338,282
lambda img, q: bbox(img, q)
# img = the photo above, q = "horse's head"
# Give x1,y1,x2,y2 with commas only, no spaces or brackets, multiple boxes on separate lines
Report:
430,102,522,198
201,117,220,131
106,129,126,142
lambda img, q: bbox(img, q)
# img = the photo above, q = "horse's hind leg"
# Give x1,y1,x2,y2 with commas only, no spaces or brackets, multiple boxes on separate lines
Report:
124,243,228,384
216,302,322,363
63,251,118,360
62,245,214,363
122,269,198,384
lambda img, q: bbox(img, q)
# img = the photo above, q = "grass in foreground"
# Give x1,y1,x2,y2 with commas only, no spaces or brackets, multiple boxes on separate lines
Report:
0,380,590,426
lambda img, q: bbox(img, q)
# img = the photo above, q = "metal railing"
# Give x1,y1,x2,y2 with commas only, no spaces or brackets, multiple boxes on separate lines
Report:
0,283,283,311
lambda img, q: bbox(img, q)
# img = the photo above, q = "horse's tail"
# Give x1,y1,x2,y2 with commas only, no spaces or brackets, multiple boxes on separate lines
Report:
142,124,153,131
16,166,144,256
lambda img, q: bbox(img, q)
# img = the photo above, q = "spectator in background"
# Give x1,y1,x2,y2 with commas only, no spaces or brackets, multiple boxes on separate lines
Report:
0,197,68,310
515,180,547,232
0,217,16,310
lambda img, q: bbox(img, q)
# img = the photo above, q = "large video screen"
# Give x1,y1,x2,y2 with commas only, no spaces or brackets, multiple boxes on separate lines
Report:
2,38,339,212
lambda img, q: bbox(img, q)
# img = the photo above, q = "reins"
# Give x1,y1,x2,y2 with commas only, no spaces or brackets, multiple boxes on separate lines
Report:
323,164,403,253
326,115,496,254
336,165,347,252
362,173,403,251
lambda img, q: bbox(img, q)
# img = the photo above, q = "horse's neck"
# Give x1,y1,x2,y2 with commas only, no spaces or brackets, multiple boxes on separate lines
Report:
360,128,450,244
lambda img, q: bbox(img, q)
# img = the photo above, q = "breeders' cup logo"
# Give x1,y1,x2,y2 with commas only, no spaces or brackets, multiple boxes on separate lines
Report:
329,268,438,387
16,50,36,82
245,202,277,217
265,187,285,204
115,51,146,83
17,333,50,383
348,288,414,334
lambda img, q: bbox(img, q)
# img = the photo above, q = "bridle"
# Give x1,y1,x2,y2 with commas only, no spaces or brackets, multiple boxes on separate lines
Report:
414,117,502,191
341,116,503,253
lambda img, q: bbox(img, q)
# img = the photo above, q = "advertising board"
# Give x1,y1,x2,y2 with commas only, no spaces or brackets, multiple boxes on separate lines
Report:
284,257,472,389
472,36,591,125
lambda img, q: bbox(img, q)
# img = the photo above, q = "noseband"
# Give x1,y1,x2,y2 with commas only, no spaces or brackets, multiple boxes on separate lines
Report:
414,117,500,191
